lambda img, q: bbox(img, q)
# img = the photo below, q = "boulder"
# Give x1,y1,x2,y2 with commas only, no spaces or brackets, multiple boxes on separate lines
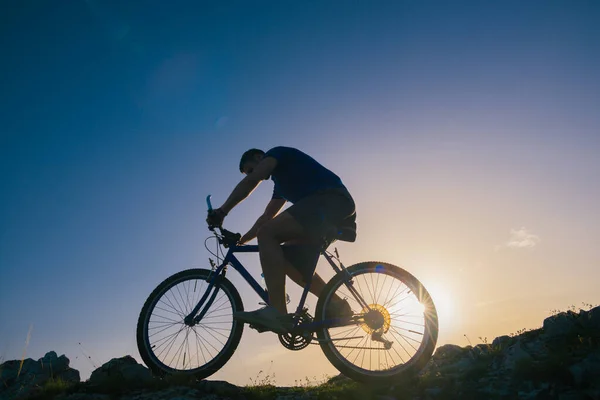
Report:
89,356,153,387
503,341,533,370
569,351,600,388
470,344,491,358
492,335,512,351
197,379,241,396
433,344,465,361
581,306,600,331
543,311,579,338
0,351,80,399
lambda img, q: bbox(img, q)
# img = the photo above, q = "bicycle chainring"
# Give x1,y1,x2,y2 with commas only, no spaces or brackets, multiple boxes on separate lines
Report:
278,312,313,350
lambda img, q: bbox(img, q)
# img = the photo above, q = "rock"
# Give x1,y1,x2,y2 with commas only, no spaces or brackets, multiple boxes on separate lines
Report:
569,352,600,388
197,379,241,396
433,344,465,361
118,386,203,400
56,394,111,400
503,341,532,370
543,311,578,338
523,338,549,359
584,306,600,330
0,351,80,399
518,388,545,400
276,393,315,400
326,373,352,385
584,388,600,400
424,387,443,398
569,363,587,388
558,391,587,400
40,351,70,372
471,344,491,358
492,335,512,351
450,357,475,372
89,356,153,387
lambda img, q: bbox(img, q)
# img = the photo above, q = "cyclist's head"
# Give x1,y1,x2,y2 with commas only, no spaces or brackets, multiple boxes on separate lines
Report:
239,148,265,174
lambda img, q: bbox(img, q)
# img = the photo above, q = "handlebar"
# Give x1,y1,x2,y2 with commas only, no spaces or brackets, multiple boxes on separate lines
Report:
206,194,241,248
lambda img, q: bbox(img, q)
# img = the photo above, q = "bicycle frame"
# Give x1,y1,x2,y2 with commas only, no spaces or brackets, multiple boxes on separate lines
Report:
188,243,370,332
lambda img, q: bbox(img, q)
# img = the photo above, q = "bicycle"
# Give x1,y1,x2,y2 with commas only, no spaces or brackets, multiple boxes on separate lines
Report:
136,195,439,384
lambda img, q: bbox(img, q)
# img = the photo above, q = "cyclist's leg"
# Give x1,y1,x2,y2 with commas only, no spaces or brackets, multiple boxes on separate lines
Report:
278,189,356,304
281,238,327,297
251,188,356,316
256,212,307,314
284,262,326,297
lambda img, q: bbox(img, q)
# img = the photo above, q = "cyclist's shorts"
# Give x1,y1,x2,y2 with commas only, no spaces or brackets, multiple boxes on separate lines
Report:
282,187,356,281
285,187,356,240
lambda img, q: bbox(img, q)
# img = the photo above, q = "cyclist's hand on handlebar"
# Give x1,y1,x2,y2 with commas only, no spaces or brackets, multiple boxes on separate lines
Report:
206,208,227,228
238,233,252,245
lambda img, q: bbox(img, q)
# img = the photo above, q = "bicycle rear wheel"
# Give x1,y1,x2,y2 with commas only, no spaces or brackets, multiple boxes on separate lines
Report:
136,268,244,379
315,261,438,384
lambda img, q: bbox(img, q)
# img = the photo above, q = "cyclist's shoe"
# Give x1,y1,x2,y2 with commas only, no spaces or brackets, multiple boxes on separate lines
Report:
233,306,292,334
325,297,353,320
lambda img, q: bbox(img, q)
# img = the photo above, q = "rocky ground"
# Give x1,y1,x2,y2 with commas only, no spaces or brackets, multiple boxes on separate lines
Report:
1,305,599,400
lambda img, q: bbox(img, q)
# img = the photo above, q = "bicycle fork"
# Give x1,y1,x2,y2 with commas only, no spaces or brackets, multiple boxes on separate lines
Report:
183,267,225,326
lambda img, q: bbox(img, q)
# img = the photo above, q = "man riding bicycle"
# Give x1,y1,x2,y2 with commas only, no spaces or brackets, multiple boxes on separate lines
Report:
206,146,355,334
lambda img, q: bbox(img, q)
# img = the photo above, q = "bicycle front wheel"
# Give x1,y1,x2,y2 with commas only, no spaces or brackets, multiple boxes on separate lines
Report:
136,268,244,379
315,261,439,384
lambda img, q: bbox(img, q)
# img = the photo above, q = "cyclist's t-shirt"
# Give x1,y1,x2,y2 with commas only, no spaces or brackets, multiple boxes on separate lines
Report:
264,146,345,204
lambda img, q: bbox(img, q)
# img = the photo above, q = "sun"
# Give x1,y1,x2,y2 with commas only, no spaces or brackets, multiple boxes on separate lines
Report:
424,282,456,329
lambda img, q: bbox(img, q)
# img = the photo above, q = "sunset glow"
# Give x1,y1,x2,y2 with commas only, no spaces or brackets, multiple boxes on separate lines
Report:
1,1,599,387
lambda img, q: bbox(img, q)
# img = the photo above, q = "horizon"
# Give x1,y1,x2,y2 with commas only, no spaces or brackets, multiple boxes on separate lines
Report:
1,1,599,386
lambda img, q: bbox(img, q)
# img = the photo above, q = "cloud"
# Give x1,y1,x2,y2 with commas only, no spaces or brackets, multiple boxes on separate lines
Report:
503,227,541,249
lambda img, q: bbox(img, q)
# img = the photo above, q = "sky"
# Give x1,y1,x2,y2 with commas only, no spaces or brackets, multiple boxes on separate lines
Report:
1,0,599,387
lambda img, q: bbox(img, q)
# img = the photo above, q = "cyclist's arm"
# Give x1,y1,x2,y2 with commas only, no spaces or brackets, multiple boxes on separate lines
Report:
220,157,278,214
239,197,286,244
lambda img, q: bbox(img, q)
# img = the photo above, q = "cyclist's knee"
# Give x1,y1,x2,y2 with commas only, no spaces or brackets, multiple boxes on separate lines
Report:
256,223,276,242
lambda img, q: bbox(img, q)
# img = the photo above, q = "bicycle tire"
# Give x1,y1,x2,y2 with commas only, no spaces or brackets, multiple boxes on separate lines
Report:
315,261,438,384
136,268,244,379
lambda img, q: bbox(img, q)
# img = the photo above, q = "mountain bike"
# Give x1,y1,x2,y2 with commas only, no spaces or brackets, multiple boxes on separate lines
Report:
136,195,439,384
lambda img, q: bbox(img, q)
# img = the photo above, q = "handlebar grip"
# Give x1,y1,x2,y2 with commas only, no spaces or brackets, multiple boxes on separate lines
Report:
206,195,213,211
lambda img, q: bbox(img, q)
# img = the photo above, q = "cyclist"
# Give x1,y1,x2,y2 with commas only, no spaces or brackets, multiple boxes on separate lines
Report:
206,146,355,333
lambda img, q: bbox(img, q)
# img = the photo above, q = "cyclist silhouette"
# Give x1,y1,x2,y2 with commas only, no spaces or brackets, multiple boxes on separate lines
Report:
206,146,355,333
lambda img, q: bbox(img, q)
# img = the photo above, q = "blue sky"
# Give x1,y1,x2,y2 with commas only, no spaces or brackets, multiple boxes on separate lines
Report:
1,0,599,385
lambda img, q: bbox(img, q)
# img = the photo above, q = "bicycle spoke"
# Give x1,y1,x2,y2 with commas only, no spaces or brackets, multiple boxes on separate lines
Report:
382,285,409,308
372,272,380,306
375,273,387,305
156,326,186,361
390,326,422,346
149,322,180,338
382,274,395,307
175,285,190,315
200,313,232,320
166,290,187,318
170,328,189,368
151,314,183,324
196,325,225,352
392,319,425,327
158,299,184,317
199,324,230,340
192,328,207,366
154,305,184,319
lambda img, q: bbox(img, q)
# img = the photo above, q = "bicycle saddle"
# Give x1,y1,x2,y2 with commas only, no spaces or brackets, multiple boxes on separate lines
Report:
330,212,357,243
